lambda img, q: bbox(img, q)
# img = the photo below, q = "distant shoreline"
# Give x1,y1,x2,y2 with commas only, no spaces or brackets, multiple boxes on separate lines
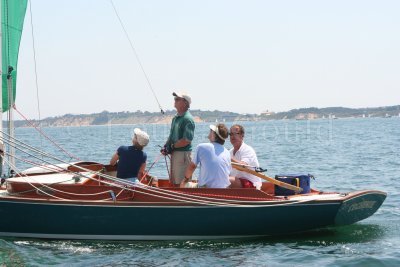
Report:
12,105,400,128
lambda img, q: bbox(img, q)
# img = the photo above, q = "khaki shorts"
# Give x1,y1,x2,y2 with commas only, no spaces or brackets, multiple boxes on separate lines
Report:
170,151,192,185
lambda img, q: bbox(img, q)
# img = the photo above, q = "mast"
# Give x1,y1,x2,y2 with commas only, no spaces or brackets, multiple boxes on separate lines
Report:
0,1,14,177
0,0,29,177
7,66,14,174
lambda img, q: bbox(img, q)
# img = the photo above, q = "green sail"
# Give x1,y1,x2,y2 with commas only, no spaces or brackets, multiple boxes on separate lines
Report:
1,0,28,112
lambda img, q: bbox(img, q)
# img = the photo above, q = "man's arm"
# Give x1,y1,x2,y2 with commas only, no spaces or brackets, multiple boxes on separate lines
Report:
184,162,197,182
172,139,191,149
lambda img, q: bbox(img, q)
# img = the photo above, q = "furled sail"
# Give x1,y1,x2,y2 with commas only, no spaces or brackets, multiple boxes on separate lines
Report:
1,0,28,112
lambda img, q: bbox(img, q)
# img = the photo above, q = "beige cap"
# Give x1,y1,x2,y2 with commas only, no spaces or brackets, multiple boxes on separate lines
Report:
209,125,226,140
133,128,149,147
173,91,191,105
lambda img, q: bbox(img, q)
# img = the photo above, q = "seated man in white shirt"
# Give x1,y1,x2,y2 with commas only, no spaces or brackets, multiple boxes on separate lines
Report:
229,124,262,189
183,124,231,188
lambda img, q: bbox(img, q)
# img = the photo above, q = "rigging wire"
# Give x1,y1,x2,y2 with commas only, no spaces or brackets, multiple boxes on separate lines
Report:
0,130,81,174
0,134,283,206
4,155,308,206
13,107,80,161
27,0,44,157
2,152,296,207
0,132,301,207
3,151,285,206
109,0,165,114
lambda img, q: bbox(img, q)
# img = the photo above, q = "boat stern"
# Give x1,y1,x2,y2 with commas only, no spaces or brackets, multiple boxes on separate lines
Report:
334,190,387,225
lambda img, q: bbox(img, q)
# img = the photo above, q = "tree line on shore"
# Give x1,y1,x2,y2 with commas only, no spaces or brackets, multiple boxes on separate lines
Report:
13,105,400,127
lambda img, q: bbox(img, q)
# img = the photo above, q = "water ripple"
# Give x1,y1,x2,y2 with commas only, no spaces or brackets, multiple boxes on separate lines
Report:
2,118,399,266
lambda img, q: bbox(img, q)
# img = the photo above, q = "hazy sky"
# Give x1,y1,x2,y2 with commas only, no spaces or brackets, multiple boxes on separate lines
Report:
15,0,400,119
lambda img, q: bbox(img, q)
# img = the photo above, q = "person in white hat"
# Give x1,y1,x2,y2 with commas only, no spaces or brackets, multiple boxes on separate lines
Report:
161,91,195,187
110,128,149,182
183,123,231,188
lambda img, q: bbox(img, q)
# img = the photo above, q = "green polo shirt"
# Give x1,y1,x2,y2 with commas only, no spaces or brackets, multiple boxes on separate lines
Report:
167,111,195,151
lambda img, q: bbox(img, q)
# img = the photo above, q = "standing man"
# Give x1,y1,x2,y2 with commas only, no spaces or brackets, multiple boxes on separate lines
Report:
162,92,195,186
229,124,262,189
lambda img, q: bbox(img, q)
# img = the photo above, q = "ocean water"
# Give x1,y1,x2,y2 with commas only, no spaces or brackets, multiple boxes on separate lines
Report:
1,118,399,266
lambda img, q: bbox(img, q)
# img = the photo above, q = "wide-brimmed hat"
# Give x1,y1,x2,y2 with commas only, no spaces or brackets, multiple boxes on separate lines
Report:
209,125,226,140
173,91,191,105
133,128,149,147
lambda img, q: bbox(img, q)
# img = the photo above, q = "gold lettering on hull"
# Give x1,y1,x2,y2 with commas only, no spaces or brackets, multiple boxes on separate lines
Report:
347,201,376,212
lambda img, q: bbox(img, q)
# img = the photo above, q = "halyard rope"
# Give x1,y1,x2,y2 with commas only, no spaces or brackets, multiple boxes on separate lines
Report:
28,0,44,156
109,0,164,114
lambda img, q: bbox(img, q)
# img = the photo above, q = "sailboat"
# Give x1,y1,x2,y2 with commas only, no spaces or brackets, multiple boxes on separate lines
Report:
0,1,386,240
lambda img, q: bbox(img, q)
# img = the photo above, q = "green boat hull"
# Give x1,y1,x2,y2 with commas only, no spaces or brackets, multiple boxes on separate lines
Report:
0,190,386,240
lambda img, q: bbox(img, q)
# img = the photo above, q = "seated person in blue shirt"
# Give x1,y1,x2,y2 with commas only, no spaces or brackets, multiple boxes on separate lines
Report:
110,128,149,183
183,124,231,188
